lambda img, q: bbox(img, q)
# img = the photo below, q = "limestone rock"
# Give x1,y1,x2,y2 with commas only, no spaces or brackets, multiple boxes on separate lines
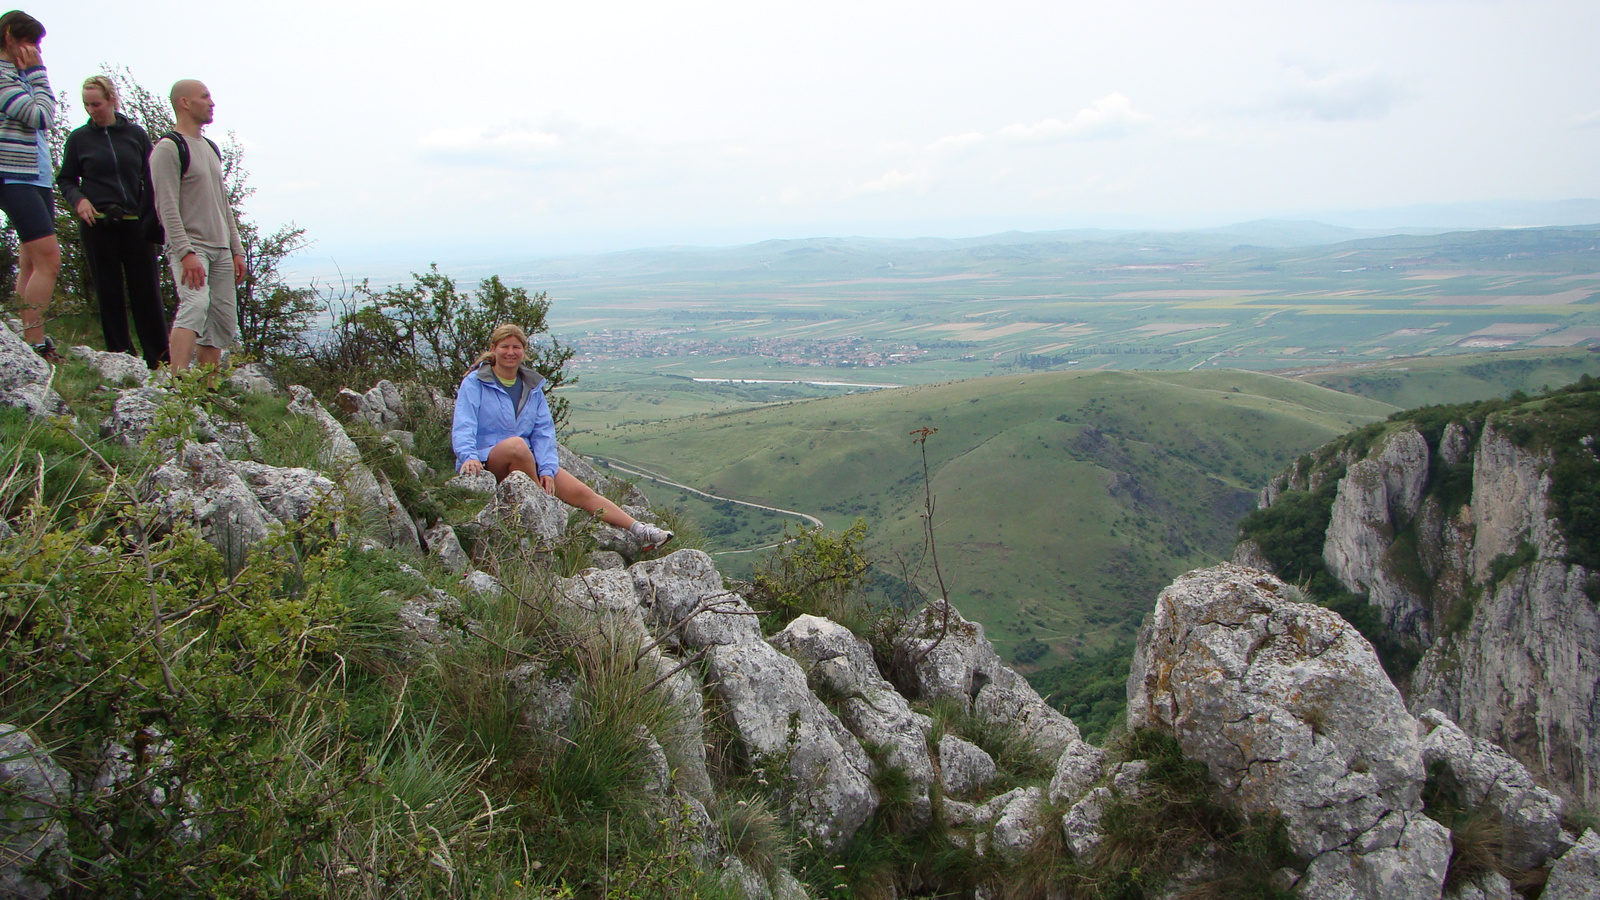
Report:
0,724,68,899
144,441,276,568
227,362,277,394
232,460,342,525
895,600,1079,762
990,786,1047,863
0,324,66,416
1450,871,1518,900
68,344,148,383
633,550,762,650
446,471,498,495
1417,709,1565,869
772,615,936,812
1323,426,1433,639
473,470,567,544
938,734,995,797
423,523,469,573
1128,562,1446,897
588,550,626,570
1545,828,1600,900
460,570,503,598
1295,813,1451,900
335,379,405,432
287,385,419,552
394,584,460,649
1048,739,1107,806
1062,786,1111,859
705,639,878,852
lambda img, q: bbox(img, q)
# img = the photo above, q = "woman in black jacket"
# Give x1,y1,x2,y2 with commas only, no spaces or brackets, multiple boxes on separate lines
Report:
57,74,167,368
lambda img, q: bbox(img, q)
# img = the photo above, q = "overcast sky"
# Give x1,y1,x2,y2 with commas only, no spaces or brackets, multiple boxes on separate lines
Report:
35,0,1600,271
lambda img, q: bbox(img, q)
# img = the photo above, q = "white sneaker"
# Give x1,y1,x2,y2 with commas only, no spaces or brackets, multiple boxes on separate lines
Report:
629,521,674,552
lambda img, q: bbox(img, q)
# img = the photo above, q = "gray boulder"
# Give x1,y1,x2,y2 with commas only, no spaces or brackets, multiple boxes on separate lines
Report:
423,523,470,573
771,615,936,808
288,385,419,552
1545,829,1600,900
144,441,276,568
705,639,878,852
1048,738,1107,805
895,600,1080,762
227,362,278,394
1128,563,1448,896
989,786,1047,863
335,379,406,432
632,550,762,650
446,471,498,494
0,324,65,416
232,460,342,525
68,344,148,383
472,470,568,545
1417,708,1565,869
937,734,995,798
0,724,68,899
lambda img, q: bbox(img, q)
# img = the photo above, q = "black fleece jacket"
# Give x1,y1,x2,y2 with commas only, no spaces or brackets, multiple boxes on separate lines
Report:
58,112,154,217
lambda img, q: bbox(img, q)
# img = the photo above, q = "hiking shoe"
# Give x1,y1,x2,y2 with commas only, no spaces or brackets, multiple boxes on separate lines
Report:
630,521,674,552
31,336,58,362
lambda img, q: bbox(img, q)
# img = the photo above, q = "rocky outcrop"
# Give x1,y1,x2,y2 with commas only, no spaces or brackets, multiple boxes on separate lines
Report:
67,345,149,384
472,471,568,545
1322,426,1433,640
1417,709,1566,869
335,379,405,432
1545,829,1600,900
0,324,66,416
1251,410,1600,811
1129,564,1449,897
287,385,420,552
0,724,68,899
894,600,1079,762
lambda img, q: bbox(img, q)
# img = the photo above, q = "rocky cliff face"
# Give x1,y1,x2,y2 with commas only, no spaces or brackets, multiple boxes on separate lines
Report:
1241,386,1600,811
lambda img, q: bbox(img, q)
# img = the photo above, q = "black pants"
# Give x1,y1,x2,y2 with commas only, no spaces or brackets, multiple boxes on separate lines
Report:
80,216,169,368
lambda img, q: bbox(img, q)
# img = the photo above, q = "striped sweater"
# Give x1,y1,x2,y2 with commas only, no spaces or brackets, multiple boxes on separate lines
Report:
0,60,52,179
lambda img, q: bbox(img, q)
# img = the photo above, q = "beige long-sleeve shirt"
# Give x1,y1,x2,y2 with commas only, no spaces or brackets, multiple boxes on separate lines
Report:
150,133,243,261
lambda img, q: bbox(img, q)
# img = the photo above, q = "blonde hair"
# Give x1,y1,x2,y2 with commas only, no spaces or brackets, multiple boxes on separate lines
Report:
475,323,529,366
82,74,118,106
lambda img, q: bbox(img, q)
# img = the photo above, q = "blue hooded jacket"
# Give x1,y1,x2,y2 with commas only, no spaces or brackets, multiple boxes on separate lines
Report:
452,362,558,476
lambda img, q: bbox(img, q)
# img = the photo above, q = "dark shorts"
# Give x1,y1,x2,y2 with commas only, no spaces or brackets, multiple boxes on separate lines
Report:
0,182,54,243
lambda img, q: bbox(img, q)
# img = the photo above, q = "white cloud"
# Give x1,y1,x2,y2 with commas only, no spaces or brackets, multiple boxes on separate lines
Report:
1271,64,1400,122
998,93,1153,144
927,132,986,154
1574,110,1600,130
858,169,927,193
418,123,587,169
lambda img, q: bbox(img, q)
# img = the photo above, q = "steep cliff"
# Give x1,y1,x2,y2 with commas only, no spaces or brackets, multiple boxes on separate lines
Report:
1237,377,1600,809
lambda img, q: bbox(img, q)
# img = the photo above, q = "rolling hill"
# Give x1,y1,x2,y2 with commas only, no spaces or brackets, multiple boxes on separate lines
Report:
575,368,1396,669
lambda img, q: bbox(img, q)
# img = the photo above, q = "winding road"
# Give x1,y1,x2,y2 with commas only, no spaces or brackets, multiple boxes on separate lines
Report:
585,455,823,554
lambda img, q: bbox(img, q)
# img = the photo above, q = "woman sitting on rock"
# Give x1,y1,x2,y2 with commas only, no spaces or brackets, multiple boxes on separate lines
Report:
453,323,673,550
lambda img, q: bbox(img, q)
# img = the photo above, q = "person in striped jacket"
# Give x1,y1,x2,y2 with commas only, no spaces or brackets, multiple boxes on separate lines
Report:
0,9,58,359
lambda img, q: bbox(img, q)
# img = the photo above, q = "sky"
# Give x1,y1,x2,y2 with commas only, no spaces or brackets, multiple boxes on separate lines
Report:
35,0,1600,273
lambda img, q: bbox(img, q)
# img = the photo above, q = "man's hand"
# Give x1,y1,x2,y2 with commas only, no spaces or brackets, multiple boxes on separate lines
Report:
181,252,206,289
538,474,556,495
460,459,483,476
233,254,247,285
75,198,99,225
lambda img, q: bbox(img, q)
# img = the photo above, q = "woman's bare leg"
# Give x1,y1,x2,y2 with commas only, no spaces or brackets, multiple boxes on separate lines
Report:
17,235,60,345
553,468,636,529
484,436,540,481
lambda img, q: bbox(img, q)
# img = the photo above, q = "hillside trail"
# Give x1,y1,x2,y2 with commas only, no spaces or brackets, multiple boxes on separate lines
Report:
584,455,823,553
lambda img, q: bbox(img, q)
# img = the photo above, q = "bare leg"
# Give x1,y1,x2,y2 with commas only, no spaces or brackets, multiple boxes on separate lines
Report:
552,468,637,529
484,436,540,481
16,235,60,345
169,326,198,371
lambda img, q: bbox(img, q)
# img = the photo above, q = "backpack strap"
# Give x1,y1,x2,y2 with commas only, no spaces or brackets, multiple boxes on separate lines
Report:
160,131,223,177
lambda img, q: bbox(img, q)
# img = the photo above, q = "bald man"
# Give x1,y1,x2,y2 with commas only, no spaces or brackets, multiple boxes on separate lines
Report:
151,79,245,372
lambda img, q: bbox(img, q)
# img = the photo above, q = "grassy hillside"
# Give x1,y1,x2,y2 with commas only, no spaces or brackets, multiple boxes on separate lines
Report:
1294,348,1600,408
575,369,1395,669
